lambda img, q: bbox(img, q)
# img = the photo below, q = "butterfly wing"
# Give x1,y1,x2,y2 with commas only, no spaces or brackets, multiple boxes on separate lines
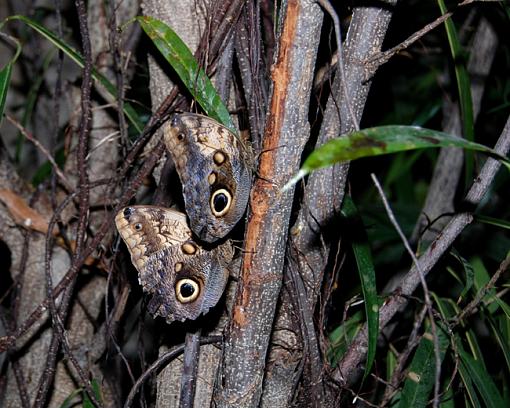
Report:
115,205,232,322
163,113,251,243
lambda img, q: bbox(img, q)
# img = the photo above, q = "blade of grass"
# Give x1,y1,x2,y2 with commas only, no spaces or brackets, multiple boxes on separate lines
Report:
82,378,102,408
432,295,483,407
437,0,475,189
340,196,379,379
328,311,363,364
475,214,510,230
284,125,510,190
0,33,20,126
458,347,505,408
2,15,145,133
137,16,234,132
0,62,12,126
15,49,55,162
58,388,82,408
450,251,475,302
487,316,510,374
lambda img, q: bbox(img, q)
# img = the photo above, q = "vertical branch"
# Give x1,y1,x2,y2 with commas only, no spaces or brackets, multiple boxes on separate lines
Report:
261,3,397,405
74,0,92,253
178,329,201,408
33,0,93,405
213,0,323,406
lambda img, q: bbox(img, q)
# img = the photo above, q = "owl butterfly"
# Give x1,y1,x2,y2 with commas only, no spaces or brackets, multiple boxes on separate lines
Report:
164,113,251,243
115,206,233,323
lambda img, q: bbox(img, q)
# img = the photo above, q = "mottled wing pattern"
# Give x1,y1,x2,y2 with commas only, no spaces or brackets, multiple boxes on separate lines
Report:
115,205,232,322
163,113,251,243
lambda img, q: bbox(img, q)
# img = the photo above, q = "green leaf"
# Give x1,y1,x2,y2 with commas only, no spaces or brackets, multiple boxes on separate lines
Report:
437,0,475,188
82,378,102,408
450,251,475,302
283,126,510,190
31,148,65,186
137,16,234,132
0,61,12,126
475,214,510,231
459,347,506,408
487,316,510,375
471,256,499,315
58,388,82,408
439,378,455,408
397,325,449,408
340,195,379,379
386,348,397,383
0,33,19,126
384,150,422,189
328,311,363,364
458,356,483,408
3,15,144,133
494,297,510,320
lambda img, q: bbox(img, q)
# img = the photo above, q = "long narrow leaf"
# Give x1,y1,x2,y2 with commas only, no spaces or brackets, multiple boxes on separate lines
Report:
0,32,20,126
450,251,475,302
397,326,449,408
475,214,510,231
459,348,505,408
340,196,378,379
487,316,510,374
0,62,12,126
328,311,363,364
137,16,234,131
15,50,55,162
283,126,510,190
438,0,475,187
4,15,144,133
432,295,485,407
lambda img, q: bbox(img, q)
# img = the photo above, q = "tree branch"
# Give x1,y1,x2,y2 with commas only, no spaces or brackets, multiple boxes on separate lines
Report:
213,0,323,406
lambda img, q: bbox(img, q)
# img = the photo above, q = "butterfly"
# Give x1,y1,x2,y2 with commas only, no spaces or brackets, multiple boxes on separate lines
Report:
163,113,251,243
115,206,233,322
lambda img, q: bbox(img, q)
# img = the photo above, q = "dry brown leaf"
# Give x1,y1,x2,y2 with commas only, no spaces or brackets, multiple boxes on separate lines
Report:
0,189,104,269
0,189,55,235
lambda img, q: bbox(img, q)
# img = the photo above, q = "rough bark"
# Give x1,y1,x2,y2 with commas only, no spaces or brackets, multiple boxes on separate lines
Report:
212,0,323,406
140,1,212,406
260,3,398,406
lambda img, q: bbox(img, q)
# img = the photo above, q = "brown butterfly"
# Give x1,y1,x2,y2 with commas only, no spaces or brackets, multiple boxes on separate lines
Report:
164,113,251,243
115,206,233,322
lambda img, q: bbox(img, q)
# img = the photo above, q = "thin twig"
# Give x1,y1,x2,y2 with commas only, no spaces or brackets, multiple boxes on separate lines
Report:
0,141,166,354
371,173,442,408
381,306,428,406
367,0,475,67
0,312,30,408
5,115,73,191
124,336,221,408
107,0,129,154
452,251,510,325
